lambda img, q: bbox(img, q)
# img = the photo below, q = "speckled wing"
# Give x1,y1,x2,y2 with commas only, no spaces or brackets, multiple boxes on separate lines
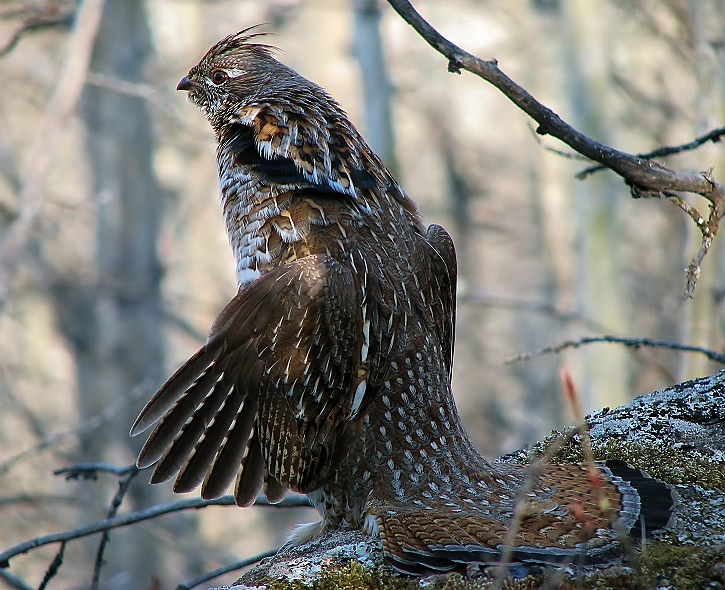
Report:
131,254,361,505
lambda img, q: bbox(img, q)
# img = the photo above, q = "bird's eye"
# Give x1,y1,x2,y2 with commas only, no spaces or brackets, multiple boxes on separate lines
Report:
211,69,228,85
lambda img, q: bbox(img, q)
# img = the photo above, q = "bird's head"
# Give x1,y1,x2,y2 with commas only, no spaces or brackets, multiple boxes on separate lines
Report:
177,27,287,127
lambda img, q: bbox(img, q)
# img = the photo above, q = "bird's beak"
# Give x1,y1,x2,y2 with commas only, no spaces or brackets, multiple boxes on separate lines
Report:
177,76,193,91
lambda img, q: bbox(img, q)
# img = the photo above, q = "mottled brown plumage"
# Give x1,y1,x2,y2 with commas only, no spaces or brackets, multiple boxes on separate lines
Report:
131,28,675,574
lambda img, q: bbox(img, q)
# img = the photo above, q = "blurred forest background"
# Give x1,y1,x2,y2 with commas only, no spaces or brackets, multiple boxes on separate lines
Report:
0,0,724,588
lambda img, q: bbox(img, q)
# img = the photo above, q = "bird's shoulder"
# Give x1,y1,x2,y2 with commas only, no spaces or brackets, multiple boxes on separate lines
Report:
224,102,382,198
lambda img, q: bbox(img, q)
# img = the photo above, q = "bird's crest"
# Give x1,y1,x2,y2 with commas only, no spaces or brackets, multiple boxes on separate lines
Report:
203,25,278,62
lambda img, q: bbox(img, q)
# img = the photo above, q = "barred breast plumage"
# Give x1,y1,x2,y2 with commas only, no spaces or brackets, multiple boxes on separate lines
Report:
130,28,676,575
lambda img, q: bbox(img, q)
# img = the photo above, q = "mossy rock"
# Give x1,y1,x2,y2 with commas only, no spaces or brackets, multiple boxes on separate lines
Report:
507,432,725,490
260,561,417,590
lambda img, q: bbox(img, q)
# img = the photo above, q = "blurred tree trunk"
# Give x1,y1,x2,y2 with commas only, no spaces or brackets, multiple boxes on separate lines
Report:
560,0,630,411
57,1,165,587
679,0,725,381
78,0,163,465
520,1,569,438
351,0,397,174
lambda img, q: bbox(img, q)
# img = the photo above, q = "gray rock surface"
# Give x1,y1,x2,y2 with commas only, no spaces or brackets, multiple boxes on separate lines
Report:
587,369,725,455
232,529,383,589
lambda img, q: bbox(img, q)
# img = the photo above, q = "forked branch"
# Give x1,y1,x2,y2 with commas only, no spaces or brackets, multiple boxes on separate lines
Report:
387,0,725,297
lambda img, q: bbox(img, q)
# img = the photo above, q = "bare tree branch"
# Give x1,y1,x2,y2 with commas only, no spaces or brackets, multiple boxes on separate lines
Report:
0,10,73,57
459,290,606,332
609,69,683,126
0,569,33,590
174,549,278,590
54,463,137,480
577,126,725,179
161,309,207,343
0,494,80,508
0,382,150,477
662,192,715,294
505,335,725,365
86,71,187,124
386,0,725,297
0,495,311,568
528,124,591,162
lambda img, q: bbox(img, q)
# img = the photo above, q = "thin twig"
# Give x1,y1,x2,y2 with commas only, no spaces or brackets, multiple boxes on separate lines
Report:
664,193,706,228
663,192,716,296
505,335,725,365
386,0,725,296
174,548,278,590
0,2,74,22
161,309,207,343
0,494,80,508
0,495,311,567
91,467,140,590
577,126,725,179
86,71,187,124
54,463,137,480
37,541,66,590
459,290,606,332
609,70,682,125
0,383,150,477
528,124,591,162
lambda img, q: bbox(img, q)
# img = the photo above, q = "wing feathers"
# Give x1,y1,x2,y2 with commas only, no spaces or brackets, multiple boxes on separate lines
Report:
202,395,258,499
173,386,246,493
136,367,221,470
130,345,220,436
152,381,231,486
133,254,361,502
264,472,288,504
235,432,265,507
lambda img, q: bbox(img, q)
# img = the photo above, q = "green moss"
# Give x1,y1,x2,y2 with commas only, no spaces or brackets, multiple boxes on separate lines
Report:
503,430,585,466
639,541,725,590
262,561,418,590
515,430,725,489
257,547,725,590
424,572,488,589
592,439,725,489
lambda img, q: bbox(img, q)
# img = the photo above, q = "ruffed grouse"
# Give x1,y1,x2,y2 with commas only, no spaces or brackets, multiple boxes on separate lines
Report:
131,28,676,574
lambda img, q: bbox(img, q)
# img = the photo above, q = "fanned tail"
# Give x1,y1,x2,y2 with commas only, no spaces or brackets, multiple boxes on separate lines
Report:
369,459,678,574
603,459,678,537
373,510,582,575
